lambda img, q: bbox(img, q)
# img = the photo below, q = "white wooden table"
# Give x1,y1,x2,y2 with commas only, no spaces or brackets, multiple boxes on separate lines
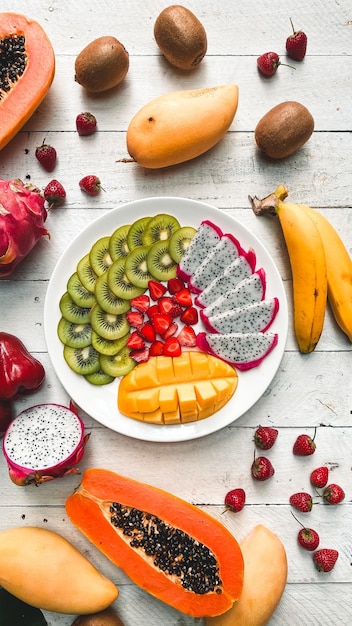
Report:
1,1,352,624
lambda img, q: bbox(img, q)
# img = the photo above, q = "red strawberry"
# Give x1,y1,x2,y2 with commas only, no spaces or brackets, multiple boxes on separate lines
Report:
297,526,320,551
130,294,150,312
251,455,275,481
254,425,279,450
146,304,159,319
35,142,57,171
163,336,181,357
127,331,145,351
149,340,164,356
43,179,66,207
177,325,197,347
76,111,97,136
139,321,156,343
130,347,149,363
310,466,329,488
180,306,198,325
174,287,192,307
293,433,316,456
224,488,246,513
322,483,345,505
162,321,178,339
167,277,185,294
152,313,172,336
79,175,102,196
313,549,339,573
289,492,313,513
158,296,182,317
257,51,295,77
148,280,167,301
286,18,307,62
0,399,13,433
126,311,144,328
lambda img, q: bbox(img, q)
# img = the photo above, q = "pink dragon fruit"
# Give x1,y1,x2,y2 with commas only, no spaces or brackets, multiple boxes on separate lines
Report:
177,219,222,282
201,269,267,319
195,252,257,308
201,297,280,334
2,403,89,486
197,331,279,371
0,178,49,277
188,233,244,294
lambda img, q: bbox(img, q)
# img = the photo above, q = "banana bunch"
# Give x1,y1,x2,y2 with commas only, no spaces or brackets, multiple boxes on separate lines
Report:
250,185,352,352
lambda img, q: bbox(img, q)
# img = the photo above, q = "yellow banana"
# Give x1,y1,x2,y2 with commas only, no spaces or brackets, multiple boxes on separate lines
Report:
250,185,328,353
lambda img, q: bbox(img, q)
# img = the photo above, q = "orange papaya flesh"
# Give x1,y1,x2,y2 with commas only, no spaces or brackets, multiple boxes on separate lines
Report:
0,13,55,150
66,468,244,618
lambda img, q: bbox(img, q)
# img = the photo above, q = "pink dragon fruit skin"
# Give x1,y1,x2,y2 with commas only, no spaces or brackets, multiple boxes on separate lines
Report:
2,403,89,486
0,178,49,277
177,219,223,282
197,331,279,371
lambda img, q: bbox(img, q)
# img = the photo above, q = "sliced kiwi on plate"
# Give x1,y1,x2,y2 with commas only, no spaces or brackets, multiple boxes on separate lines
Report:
76,253,98,292
89,236,113,276
57,317,92,348
108,257,146,300
127,216,151,250
91,329,129,356
59,292,91,324
100,346,135,377
125,245,153,288
67,272,96,308
94,273,131,315
142,213,180,246
90,303,130,340
109,224,131,261
63,344,100,375
169,226,197,263
147,240,178,281
85,369,115,386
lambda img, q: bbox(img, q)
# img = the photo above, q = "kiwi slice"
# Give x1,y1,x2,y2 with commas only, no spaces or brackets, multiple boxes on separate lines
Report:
91,329,129,356
147,240,178,281
76,253,98,293
63,344,100,376
90,303,130,340
108,257,146,300
67,272,96,308
142,213,180,246
124,245,153,289
57,317,92,348
109,224,131,261
89,236,113,276
127,216,151,250
94,273,131,315
85,369,115,386
59,292,91,324
169,226,197,263
100,346,135,377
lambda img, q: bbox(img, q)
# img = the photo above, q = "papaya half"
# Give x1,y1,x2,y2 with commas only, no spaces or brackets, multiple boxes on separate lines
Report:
0,13,55,150
66,468,244,618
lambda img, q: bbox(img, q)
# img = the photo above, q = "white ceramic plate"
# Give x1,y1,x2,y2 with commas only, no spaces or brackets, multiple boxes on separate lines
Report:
44,197,288,442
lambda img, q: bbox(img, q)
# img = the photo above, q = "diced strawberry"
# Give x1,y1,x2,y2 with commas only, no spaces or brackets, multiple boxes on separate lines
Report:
177,325,197,347
180,306,198,325
152,313,173,336
174,287,193,308
146,304,159,319
163,337,181,357
149,340,164,356
126,310,144,328
127,331,145,351
158,296,183,317
130,294,150,312
139,321,156,343
130,347,150,363
163,321,178,339
167,277,185,294
148,280,167,301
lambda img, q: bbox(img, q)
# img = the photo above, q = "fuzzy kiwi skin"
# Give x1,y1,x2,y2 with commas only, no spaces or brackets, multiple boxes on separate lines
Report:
254,101,314,159
154,5,207,70
71,606,125,626
75,36,129,92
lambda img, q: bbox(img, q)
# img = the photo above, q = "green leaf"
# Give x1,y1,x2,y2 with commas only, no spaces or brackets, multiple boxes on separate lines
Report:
0,587,48,626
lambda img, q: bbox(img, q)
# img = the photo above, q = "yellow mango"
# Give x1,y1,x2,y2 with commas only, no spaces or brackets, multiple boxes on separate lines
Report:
126,84,239,168
0,526,118,614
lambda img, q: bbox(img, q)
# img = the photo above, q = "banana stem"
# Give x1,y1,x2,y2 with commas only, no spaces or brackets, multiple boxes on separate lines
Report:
249,185,289,216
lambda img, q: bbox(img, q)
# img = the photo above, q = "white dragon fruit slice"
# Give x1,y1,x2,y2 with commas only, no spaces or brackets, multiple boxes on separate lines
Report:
195,251,257,308
188,233,244,294
177,219,222,282
201,297,280,334
2,403,89,486
197,331,279,371
201,268,267,318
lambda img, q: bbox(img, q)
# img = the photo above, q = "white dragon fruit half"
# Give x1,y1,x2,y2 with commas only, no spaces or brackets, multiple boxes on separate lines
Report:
201,268,267,319
177,219,222,282
188,233,244,294
195,252,257,309
2,403,89,486
201,297,280,334
197,331,279,371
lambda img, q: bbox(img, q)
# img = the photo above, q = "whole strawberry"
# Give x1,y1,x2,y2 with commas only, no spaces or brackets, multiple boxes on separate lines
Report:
322,483,345,505
257,52,281,77
310,466,329,488
79,175,102,196
224,488,246,513
293,433,316,456
289,492,313,512
76,111,97,136
313,548,339,572
35,142,57,172
254,425,278,450
251,455,275,481
286,18,307,61
44,179,66,207
298,526,320,551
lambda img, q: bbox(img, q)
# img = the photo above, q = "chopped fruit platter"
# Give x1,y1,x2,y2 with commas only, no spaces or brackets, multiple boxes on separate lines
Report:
44,197,288,441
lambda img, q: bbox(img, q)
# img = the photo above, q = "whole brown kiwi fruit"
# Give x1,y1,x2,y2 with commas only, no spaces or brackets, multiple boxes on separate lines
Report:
254,101,314,159
71,606,125,626
75,36,129,92
154,5,207,70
